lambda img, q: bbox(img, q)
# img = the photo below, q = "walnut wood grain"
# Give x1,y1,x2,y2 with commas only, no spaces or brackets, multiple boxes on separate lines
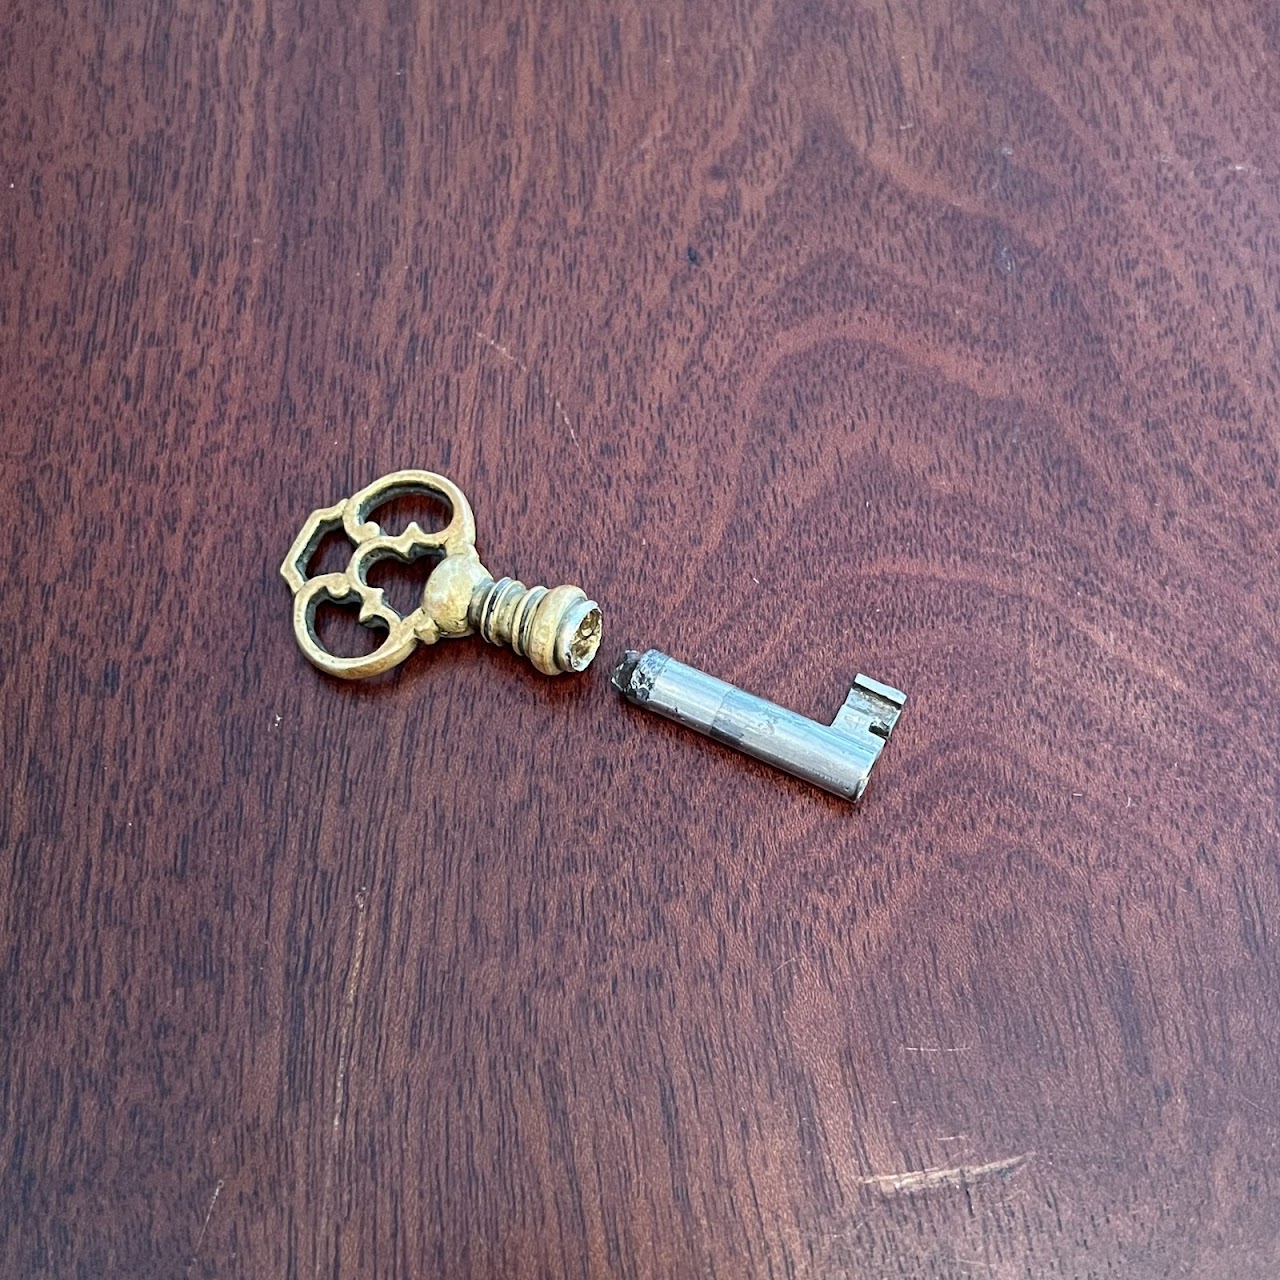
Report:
3,1,1279,1277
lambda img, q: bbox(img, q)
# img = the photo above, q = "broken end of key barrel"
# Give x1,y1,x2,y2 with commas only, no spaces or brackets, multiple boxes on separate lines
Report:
556,595,603,673
611,649,665,703
611,650,644,699
611,650,639,689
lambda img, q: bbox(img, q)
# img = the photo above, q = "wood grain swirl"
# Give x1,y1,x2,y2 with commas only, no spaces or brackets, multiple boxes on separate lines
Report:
3,1,1279,1276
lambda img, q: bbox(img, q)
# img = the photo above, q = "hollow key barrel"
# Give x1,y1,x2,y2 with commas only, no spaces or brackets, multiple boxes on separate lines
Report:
612,649,906,803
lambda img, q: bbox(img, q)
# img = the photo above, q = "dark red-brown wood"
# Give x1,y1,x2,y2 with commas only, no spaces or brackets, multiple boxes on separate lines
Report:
4,2,1279,1276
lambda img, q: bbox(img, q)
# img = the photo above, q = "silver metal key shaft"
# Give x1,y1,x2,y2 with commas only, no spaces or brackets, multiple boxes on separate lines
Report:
611,649,905,803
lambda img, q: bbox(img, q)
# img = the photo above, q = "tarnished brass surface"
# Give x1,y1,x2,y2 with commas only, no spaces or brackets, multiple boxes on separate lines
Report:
281,470,601,679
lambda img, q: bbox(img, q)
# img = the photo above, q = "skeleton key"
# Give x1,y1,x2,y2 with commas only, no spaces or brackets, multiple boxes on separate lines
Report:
281,470,602,679
612,649,905,803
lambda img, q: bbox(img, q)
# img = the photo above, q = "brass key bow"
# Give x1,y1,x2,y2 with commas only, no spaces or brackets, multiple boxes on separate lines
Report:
281,470,602,679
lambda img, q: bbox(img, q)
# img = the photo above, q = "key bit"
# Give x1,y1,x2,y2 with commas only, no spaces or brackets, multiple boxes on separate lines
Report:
612,649,905,803
281,469,602,679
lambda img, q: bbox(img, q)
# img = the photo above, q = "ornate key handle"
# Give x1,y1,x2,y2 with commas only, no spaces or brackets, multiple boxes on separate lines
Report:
281,470,602,679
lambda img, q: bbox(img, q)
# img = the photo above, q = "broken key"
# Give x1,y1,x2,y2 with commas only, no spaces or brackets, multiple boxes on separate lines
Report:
612,648,905,803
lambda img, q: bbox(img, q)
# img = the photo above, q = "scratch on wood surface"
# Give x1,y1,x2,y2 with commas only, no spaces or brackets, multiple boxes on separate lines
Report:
318,889,370,1276
552,394,578,445
860,1152,1031,1194
903,1044,972,1053
333,888,369,1148
475,328,527,373
475,329,580,448
186,1178,224,1274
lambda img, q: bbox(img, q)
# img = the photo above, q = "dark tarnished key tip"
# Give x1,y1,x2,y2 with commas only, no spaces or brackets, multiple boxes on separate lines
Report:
610,650,643,695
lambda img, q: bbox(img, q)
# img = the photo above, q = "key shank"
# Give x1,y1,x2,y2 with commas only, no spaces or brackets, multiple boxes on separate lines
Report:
612,649,905,803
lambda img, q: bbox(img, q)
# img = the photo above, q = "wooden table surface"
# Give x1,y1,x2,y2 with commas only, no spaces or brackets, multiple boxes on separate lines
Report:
5,2,1279,1277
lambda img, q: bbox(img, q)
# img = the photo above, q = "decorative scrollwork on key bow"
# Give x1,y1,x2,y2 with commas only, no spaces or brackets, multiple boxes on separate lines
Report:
281,470,602,679
279,470,488,679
